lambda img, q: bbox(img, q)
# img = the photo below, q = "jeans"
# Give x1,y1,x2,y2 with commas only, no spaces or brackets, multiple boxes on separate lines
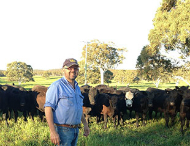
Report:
55,125,79,146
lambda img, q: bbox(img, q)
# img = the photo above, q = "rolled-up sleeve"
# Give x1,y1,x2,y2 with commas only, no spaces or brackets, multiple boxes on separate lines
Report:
44,84,59,110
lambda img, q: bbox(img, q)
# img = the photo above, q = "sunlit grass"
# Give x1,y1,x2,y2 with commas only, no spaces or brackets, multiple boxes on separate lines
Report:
0,76,188,90
1,115,190,146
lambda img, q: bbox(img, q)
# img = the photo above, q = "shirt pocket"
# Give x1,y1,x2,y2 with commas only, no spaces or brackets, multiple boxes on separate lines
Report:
59,93,74,106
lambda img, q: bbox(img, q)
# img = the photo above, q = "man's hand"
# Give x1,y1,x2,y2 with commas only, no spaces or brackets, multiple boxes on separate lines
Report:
50,131,60,146
83,125,90,137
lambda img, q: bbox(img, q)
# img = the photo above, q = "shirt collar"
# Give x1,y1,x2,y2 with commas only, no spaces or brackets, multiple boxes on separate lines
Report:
62,76,78,87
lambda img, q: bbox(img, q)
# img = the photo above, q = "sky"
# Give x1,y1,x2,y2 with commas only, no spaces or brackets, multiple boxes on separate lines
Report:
0,0,163,71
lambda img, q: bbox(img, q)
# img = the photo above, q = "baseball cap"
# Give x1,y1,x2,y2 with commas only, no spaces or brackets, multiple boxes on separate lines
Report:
63,58,79,68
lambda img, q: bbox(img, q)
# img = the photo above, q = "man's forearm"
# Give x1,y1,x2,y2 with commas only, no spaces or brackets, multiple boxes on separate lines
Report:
45,107,56,132
81,114,88,126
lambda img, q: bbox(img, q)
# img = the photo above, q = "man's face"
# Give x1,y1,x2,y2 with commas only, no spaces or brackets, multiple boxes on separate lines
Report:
63,65,79,82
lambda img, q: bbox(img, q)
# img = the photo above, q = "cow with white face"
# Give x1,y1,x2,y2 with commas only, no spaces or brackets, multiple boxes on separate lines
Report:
125,91,134,107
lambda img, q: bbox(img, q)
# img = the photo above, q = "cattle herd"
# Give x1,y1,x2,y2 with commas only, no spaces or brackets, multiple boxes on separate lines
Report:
0,84,190,135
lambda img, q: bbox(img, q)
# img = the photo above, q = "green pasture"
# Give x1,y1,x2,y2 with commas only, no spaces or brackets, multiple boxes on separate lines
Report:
0,76,188,90
0,76,190,146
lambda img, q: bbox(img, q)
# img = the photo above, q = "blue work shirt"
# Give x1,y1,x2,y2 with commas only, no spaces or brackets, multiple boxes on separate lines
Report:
44,76,84,125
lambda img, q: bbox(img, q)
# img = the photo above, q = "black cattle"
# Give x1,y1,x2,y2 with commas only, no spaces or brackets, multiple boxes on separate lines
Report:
88,87,106,123
126,91,148,127
32,85,47,121
112,92,127,126
3,85,27,122
163,88,183,127
0,85,9,125
107,89,127,126
179,87,190,135
147,87,182,127
25,90,38,120
88,87,120,128
146,88,166,120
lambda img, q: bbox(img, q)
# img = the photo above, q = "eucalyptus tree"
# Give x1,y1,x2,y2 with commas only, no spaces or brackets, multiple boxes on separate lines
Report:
6,61,34,84
81,39,127,84
136,45,174,87
77,60,100,84
113,70,137,85
141,0,190,87
149,0,190,59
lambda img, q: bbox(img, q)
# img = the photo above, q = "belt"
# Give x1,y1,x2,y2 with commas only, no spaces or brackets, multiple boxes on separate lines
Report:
55,123,80,128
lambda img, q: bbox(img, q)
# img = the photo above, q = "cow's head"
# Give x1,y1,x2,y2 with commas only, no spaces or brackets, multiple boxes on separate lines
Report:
125,91,134,107
165,89,178,106
88,87,99,105
109,95,118,109
147,91,154,107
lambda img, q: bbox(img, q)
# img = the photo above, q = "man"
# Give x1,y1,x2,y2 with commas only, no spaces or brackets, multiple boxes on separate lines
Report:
44,58,90,146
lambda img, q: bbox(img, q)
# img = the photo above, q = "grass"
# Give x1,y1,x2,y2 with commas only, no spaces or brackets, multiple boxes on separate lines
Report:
0,76,190,146
0,76,188,90
1,115,190,146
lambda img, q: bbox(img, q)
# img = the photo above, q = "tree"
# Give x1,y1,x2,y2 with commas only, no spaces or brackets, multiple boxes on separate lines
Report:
77,60,100,85
148,0,190,60
104,70,114,84
0,70,5,77
145,0,190,86
42,71,51,79
136,45,174,87
6,61,34,84
113,70,137,85
81,39,127,84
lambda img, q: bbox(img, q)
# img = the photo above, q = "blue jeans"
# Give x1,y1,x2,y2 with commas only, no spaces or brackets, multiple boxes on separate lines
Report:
55,125,79,146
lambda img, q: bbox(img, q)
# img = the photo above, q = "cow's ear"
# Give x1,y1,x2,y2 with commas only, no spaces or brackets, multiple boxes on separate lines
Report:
141,91,148,96
134,91,139,96
175,86,179,89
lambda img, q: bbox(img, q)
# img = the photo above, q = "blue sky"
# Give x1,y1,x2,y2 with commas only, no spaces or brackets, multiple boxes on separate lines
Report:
0,0,162,70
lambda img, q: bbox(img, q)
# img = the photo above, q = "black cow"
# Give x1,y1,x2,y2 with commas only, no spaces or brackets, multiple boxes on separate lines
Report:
147,87,182,127
3,85,27,122
88,87,120,128
179,87,190,135
163,89,182,127
146,88,166,120
126,91,149,127
106,89,127,126
88,87,106,123
25,90,38,120
0,85,9,125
